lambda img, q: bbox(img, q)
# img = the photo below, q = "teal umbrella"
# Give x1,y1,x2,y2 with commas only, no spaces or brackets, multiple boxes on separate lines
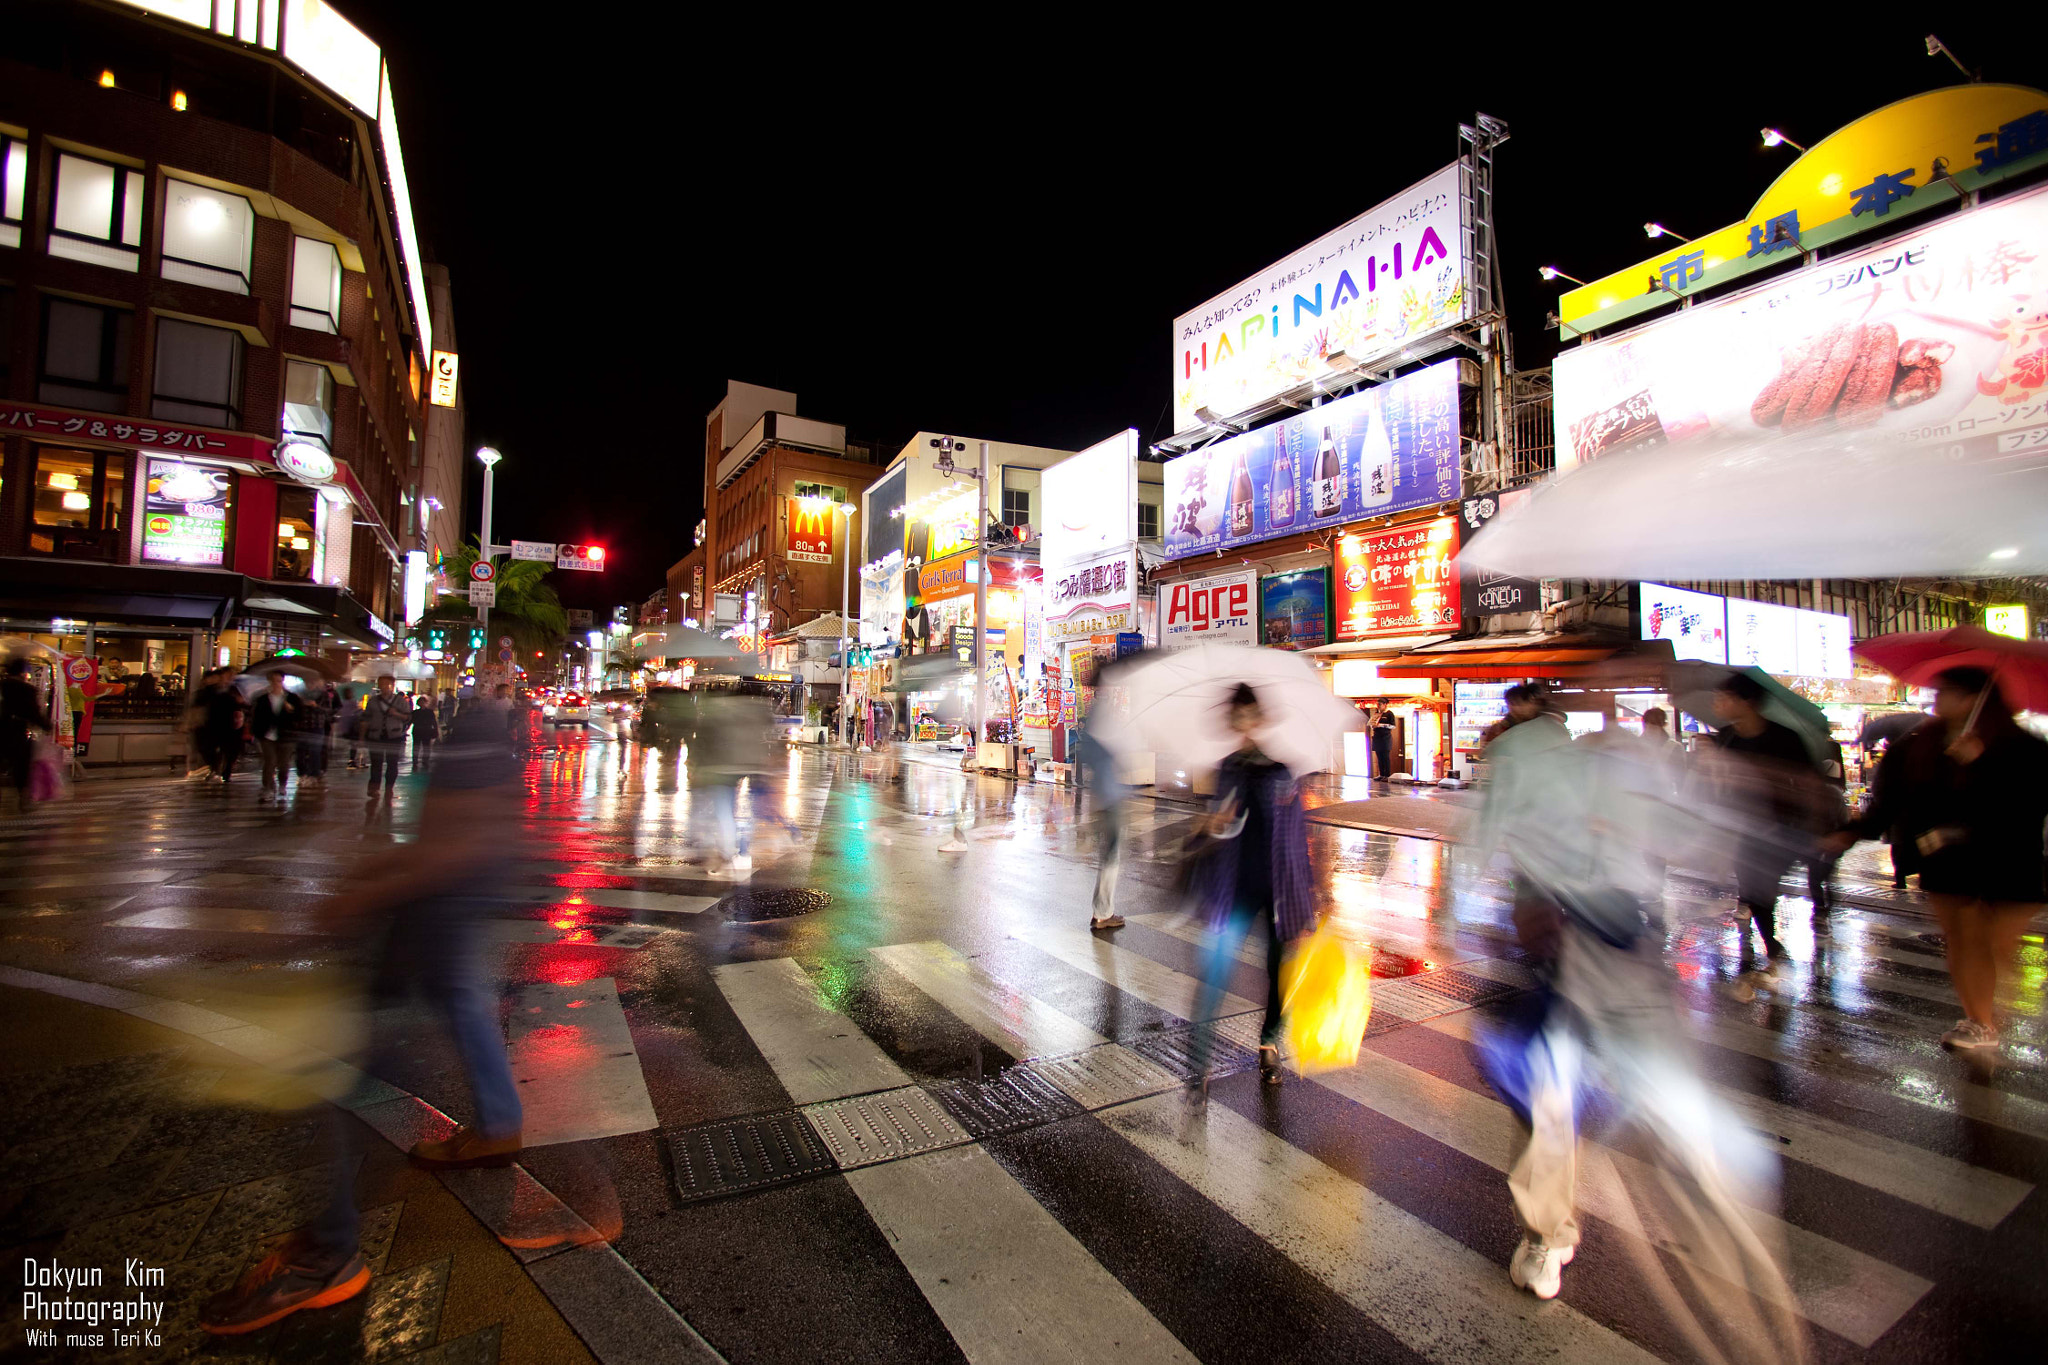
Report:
1670,662,1833,766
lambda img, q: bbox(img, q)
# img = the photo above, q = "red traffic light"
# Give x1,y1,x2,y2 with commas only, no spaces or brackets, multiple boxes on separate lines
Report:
589,545,606,562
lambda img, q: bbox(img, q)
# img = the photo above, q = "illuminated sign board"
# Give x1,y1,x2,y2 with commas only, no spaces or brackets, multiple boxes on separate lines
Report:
1040,430,1137,570
429,350,459,408
275,439,335,484
1173,164,1467,433
1260,570,1329,650
140,458,230,566
786,498,836,564
1986,604,2030,640
1161,571,1256,650
1639,582,1727,664
1334,516,1460,638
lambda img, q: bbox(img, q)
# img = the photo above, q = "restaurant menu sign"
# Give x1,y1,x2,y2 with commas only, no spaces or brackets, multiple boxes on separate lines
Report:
1174,164,1468,432
1260,569,1330,650
1555,184,2048,471
1160,570,1257,650
1334,516,1460,638
141,458,231,566
1162,360,1460,559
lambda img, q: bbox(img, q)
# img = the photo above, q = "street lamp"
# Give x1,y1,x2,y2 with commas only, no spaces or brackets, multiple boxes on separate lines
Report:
1760,128,1807,152
834,500,857,748
1643,222,1693,242
475,446,501,682
1537,266,1587,285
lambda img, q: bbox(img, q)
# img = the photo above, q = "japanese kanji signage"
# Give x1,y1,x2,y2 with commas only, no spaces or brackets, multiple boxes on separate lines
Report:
1333,516,1460,638
1260,570,1329,650
140,458,231,566
1160,571,1257,650
1174,163,1467,433
1045,548,1137,643
1559,84,2048,331
1162,360,1461,559
1556,183,2048,472
786,497,836,564
0,399,273,466
510,540,556,562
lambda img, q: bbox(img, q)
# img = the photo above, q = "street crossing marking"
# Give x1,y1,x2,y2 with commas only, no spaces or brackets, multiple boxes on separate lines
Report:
714,958,911,1105
870,941,1106,1060
506,979,659,1146
1101,1092,1662,1365
1006,921,1254,1020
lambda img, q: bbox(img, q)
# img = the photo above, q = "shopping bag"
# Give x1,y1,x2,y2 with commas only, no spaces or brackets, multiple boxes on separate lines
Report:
1279,924,1372,1074
26,736,64,803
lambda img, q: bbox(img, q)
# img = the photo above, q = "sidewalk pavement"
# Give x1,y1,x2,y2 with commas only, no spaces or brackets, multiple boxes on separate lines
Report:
0,982,604,1365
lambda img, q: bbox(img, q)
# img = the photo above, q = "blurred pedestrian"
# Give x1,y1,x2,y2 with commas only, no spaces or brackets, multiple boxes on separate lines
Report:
360,675,411,799
1805,738,1848,930
438,689,457,734
249,673,301,801
1,658,39,807
297,683,337,784
1711,672,1827,971
410,694,440,770
1471,684,1573,971
1074,720,1130,929
689,682,776,877
202,668,248,783
1185,683,1316,1090
1830,667,2048,1050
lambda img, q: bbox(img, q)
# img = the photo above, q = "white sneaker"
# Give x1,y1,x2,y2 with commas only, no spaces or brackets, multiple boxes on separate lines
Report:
1508,1238,1575,1300
731,854,753,872
1940,1019,2000,1050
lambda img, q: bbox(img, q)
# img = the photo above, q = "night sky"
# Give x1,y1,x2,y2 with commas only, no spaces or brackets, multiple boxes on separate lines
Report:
340,12,2012,616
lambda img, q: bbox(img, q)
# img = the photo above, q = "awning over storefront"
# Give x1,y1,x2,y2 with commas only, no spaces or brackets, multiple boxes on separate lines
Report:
1378,633,1676,683
1300,633,1455,658
0,557,241,629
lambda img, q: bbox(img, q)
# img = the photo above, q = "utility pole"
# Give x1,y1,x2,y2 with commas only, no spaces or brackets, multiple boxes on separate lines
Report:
836,501,854,747
475,447,500,684
973,440,990,769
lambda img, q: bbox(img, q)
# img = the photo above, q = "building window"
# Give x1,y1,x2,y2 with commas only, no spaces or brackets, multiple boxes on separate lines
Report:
275,483,318,581
289,236,341,332
793,481,846,503
160,178,256,294
0,137,25,249
30,446,126,558
49,152,143,272
1138,501,1160,540
283,359,334,449
152,317,244,428
1001,487,1030,528
39,298,132,413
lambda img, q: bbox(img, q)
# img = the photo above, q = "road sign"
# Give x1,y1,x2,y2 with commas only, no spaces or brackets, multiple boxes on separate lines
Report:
511,540,556,562
468,583,497,607
498,648,514,662
499,635,513,648
469,560,496,583
556,544,605,572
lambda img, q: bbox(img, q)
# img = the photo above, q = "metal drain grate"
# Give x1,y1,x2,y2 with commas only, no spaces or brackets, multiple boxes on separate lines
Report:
719,888,833,923
1411,968,1517,1005
802,1087,971,1168
1026,1045,1182,1110
669,1110,838,1203
1128,1026,1257,1082
925,1067,1081,1138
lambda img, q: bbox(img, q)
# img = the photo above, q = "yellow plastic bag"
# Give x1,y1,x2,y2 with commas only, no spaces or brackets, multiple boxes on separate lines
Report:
1280,924,1372,1074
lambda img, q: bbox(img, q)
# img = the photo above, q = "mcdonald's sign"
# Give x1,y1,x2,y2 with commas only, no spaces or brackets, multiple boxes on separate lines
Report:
786,497,836,564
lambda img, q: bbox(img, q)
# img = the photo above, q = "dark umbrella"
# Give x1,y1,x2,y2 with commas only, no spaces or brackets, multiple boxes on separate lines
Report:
1857,710,1929,750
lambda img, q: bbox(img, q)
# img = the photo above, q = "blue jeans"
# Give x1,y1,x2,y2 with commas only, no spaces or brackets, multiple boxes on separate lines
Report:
1189,900,1284,1076
698,781,747,860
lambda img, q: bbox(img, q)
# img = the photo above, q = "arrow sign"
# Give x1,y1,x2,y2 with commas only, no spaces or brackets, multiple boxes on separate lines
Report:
469,559,496,583
511,540,557,562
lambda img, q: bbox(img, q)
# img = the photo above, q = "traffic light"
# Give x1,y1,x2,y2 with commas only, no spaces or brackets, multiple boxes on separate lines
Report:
557,544,606,571
468,627,485,650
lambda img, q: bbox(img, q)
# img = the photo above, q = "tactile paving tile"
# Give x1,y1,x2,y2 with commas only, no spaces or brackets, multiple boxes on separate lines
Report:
1128,1026,1257,1082
1025,1045,1183,1111
668,1110,838,1203
924,1067,1081,1138
1411,967,1518,1005
1363,977,1460,1022
801,1087,971,1168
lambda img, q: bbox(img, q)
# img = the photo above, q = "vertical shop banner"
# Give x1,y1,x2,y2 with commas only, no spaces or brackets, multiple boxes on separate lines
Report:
1040,430,1138,570
1160,570,1257,650
1162,360,1461,558
1173,164,1468,432
1554,184,2048,470
1334,516,1460,638
787,498,836,564
141,458,233,566
1260,569,1330,649
1459,488,1538,617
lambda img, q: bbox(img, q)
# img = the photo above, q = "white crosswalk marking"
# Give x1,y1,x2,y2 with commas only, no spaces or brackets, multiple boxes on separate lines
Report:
1101,1092,1662,1365
715,955,1196,1363
871,941,1105,1059
506,979,659,1146
1007,920,1254,1019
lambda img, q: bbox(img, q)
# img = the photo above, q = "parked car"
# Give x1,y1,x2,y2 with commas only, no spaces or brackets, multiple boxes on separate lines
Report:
551,692,592,726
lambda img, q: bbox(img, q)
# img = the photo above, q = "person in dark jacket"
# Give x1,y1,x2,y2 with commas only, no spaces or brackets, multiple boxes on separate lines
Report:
1186,682,1318,1089
410,695,441,770
203,669,249,783
1829,667,2048,1050
249,673,301,799
359,676,412,798
1711,672,1826,968
1,658,41,803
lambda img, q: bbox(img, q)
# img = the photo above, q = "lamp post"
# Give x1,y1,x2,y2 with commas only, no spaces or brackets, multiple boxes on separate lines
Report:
836,500,856,747
974,440,990,768
476,446,500,682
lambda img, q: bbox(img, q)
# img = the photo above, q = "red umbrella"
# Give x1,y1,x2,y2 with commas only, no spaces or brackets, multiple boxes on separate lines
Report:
1853,626,2048,714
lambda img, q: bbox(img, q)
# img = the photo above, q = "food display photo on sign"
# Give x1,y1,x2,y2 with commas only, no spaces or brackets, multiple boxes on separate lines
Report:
1162,361,1460,558
1334,516,1460,638
141,459,232,566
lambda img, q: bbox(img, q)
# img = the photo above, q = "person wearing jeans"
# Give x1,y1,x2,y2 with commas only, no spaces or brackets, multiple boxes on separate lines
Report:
360,675,412,797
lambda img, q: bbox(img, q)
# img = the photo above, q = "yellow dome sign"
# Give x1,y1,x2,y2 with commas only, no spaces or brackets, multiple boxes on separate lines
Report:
1559,84,2048,331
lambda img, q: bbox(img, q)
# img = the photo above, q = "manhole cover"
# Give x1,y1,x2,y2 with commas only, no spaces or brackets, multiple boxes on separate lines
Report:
719,888,833,922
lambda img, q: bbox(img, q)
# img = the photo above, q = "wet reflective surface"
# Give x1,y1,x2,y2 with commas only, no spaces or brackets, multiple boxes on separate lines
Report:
1,730,2043,1362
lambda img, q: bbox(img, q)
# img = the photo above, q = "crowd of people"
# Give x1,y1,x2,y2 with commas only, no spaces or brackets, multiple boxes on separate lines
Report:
188,669,463,802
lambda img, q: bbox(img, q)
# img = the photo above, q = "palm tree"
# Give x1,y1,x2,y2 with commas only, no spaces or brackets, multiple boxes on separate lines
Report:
420,536,568,664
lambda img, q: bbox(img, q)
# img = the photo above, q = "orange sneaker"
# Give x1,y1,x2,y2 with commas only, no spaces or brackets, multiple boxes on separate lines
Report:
200,1234,369,1335
408,1125,523,1168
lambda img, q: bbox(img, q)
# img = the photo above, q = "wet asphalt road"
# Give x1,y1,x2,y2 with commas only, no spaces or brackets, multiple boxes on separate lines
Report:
1,726,2044,1363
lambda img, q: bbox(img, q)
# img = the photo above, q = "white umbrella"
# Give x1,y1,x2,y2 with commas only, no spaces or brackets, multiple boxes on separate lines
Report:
1462,428,2048,581
1094,645,1364,778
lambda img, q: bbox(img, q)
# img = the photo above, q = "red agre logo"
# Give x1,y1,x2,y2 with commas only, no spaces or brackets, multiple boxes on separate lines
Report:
1167,579,1251,632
